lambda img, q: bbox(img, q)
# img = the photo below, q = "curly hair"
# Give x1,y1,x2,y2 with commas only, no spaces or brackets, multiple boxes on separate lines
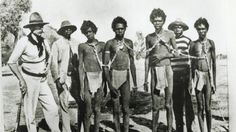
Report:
111,16,127,31
150,8,166,23
80,20,98,34
194,17,209,30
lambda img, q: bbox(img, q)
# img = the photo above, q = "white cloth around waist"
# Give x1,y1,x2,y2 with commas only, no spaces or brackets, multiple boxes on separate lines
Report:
111,69,128,89
86,71,103,94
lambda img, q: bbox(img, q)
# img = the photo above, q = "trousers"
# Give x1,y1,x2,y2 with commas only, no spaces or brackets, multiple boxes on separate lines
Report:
22,72,60,132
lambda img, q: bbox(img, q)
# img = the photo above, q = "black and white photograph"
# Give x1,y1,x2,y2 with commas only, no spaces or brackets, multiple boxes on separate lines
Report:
1,0,234,131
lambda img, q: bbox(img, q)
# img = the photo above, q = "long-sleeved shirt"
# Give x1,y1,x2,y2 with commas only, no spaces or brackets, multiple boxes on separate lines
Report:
8,34,50,74
50,37,79,84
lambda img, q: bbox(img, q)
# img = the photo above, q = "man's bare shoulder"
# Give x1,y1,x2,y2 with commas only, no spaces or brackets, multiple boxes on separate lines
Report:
106,39,114,44
78,42,87,49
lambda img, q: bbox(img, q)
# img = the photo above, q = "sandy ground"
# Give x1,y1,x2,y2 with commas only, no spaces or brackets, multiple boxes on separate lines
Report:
2,59,228,132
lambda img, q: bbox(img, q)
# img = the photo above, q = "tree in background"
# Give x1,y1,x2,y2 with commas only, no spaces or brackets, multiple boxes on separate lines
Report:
0,0,32,65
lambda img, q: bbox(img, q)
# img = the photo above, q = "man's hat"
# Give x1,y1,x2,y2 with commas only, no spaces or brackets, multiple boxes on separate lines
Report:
23,12,49,28
168,19,189,31
57,20,77,35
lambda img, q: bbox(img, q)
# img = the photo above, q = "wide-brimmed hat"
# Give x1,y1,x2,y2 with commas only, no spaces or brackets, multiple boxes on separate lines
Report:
168,19,189,31
57,20,77,35
23,12,49,28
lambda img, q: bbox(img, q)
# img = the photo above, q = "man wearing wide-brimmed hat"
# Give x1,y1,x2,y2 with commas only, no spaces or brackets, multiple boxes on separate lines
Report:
8,12,61,132
50,20,79,132
168,19,195,132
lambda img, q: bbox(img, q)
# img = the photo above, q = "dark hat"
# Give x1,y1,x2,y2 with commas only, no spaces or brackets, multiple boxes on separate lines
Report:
23,12,49,28
168,19,189,31
57,20,77,35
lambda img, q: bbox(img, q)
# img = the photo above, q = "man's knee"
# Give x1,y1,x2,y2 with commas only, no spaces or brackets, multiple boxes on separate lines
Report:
165,102,172,110
122,105,129,115
197,104,204,112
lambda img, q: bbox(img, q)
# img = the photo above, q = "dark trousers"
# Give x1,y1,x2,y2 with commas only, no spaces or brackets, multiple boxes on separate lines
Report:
173,69,195,132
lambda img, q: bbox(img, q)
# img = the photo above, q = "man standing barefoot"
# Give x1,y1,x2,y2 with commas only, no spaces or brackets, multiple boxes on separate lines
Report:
190,18,216,132
144,8,178,132
104,16,137,132
78,20,105,132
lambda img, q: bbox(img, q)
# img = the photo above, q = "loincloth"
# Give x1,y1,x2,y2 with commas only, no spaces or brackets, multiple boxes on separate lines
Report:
192,69,212,91
85,71,103,95
155,66,168,90
111,69,128,89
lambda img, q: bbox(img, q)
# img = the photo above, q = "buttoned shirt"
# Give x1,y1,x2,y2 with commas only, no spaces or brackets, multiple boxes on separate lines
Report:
50,37,79,83
8,34,50,74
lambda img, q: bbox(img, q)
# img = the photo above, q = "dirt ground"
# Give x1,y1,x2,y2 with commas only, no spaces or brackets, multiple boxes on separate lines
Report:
2,59,229,132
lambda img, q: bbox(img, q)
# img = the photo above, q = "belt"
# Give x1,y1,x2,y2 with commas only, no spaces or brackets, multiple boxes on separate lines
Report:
22,68,46,77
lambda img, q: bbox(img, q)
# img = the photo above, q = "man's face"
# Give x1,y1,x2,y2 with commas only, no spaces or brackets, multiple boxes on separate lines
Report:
64,28,73,37
152,16,164,30
173,25,183,37
31,25,44,36
196,24,208,39
84,27,95,40
114,23,126,38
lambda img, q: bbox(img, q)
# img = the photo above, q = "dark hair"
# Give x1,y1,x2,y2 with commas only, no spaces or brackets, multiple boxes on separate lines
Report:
194,17,209,30
80,20,98,34
111,16,127,31
150,8,166,23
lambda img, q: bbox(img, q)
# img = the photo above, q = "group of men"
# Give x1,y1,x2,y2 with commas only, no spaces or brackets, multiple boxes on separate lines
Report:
8,7,216,132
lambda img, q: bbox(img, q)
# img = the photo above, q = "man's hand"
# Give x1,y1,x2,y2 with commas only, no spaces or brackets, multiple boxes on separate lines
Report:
55,78,64,95
143,82,149,92
211,86,216,94
110,86,119,98
80,89,84,101
19,80,27,95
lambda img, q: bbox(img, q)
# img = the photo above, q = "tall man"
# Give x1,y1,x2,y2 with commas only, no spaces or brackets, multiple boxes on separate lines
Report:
189,18,216,132
104,16,137,132
51,20,78,132
8,12,61,132
78,20,105,132
168,19,195,132
143,8,178,132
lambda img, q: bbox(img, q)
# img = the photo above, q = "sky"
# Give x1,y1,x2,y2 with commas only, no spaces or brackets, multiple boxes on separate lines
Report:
20,0,228,54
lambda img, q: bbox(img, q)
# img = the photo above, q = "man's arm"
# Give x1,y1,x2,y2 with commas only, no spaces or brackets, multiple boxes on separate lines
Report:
78,44,85,100
128,40,137,90
210,40,216,93
7,38,27,95
103,41,118,97
144,36,150,92
50,42,59,81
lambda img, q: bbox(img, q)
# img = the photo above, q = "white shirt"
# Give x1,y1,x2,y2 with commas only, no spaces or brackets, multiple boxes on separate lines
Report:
8,34,51,74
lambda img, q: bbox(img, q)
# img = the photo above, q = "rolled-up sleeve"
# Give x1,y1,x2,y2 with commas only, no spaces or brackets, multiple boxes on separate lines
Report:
8,37,27,64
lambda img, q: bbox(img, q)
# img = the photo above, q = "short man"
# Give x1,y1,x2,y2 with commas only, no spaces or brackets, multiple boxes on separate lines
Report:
51,20,79,132
143,8,178,132
168,19,195,132
8,12,60,132
189,18,216,132
104,16,137,132
78,20,105,132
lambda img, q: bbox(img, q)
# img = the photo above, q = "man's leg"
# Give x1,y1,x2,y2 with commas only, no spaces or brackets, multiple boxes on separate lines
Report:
165,66,174,132
173,71,185,132
83,89,92,132
195,88,205,132
151,68,161,132
204,78,212,132
120,80,130,132
112,94,121,132
23,74,41,132
39,80,61,132
93,87,104,132
185,69,195,132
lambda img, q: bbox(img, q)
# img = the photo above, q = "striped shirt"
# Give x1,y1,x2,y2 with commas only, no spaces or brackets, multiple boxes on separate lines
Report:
171,35,191,71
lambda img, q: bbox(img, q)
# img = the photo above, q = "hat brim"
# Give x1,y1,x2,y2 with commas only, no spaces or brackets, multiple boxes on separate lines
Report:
168,22,189,31
23,22,49,28
57,25,77,35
